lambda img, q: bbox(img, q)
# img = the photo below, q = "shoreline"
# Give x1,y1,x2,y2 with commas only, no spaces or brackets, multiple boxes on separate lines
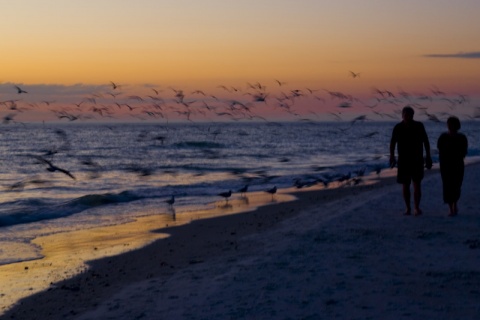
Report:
2,162,480,319
0,190,297,314
0,170,391,316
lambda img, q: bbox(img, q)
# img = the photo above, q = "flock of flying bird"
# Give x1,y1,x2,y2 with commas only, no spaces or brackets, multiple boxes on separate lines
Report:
1,73,476,126
1,74,477,206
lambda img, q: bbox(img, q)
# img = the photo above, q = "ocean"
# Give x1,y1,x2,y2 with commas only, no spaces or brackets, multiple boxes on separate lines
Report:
0,120,479,265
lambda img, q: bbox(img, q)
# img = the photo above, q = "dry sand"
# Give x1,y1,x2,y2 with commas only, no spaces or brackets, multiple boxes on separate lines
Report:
2,163,480,320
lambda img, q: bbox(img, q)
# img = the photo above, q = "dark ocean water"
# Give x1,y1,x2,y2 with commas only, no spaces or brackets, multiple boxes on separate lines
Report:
0,121,478,264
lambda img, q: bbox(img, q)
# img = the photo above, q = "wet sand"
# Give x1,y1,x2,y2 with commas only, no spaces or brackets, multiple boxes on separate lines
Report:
2,163,480,319
0,191,296,315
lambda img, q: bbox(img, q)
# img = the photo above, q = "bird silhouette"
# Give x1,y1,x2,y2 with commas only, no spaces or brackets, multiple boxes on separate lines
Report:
14,85,28,94
32,156,76,180
3,113,18,124
238,185,248,196
218,190,232,203
165,195,175,206
110,81,120,90
349,71,361,78
265,186,277,199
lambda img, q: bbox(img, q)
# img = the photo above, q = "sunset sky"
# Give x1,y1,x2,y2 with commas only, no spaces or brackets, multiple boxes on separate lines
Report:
1,0,479,122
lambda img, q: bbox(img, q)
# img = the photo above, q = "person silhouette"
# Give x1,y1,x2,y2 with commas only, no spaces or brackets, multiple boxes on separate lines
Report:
437,116,468,216
389,106,432,216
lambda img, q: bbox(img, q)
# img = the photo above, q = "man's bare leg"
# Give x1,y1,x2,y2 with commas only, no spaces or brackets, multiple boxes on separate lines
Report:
448,203,455,216
402,183,411,215
413,181,422,215
448,202,458,216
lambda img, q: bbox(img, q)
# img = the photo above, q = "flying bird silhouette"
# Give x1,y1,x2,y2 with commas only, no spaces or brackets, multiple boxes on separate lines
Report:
3,113,17,124
14,85,28,94
349,71,361,78
110,81,119,90
32,155,76,180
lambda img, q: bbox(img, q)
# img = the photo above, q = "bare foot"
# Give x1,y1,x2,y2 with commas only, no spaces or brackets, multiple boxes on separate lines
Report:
448,203,458,216
414,208,422,216
403,209,411,216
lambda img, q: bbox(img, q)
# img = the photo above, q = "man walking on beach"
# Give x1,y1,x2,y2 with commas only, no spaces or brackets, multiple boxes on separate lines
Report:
390,106,432,216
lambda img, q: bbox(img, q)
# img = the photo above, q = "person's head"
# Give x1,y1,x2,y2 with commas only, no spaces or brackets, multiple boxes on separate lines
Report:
447,116,461,133
402,106,414,122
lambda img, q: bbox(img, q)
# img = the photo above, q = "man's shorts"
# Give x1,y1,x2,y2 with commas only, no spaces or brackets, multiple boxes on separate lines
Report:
397,161,424,184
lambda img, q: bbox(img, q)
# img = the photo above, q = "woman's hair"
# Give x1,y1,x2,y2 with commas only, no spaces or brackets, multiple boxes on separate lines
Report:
402,106,414,116
447,116,461,132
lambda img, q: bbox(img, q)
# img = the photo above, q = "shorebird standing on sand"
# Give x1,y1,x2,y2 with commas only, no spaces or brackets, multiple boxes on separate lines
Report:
238,185,248,197
218,190,232,203
265,186,277,200
165,195,175,206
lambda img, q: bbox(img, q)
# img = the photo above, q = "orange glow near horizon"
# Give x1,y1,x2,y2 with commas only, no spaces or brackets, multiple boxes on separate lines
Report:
1,1,479,122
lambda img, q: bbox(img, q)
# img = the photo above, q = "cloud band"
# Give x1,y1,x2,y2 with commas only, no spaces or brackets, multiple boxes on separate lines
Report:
424,51,480,59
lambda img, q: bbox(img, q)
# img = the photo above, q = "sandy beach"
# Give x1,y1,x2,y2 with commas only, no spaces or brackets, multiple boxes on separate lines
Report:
2,162,480,320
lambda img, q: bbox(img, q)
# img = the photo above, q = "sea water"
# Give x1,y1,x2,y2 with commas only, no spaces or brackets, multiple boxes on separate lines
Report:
0,120,478,265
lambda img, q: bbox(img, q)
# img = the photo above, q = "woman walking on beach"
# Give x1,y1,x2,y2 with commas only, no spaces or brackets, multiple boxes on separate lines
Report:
437,116,468,216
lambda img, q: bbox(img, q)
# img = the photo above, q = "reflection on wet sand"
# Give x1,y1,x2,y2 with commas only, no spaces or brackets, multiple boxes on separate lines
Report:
0,190,295,314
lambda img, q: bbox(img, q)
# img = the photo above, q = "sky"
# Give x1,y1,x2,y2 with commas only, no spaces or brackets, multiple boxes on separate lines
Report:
1,0,479,122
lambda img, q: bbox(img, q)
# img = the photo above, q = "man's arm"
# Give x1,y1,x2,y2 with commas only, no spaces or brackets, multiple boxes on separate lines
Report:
424,136,431,158
389,129,397,168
